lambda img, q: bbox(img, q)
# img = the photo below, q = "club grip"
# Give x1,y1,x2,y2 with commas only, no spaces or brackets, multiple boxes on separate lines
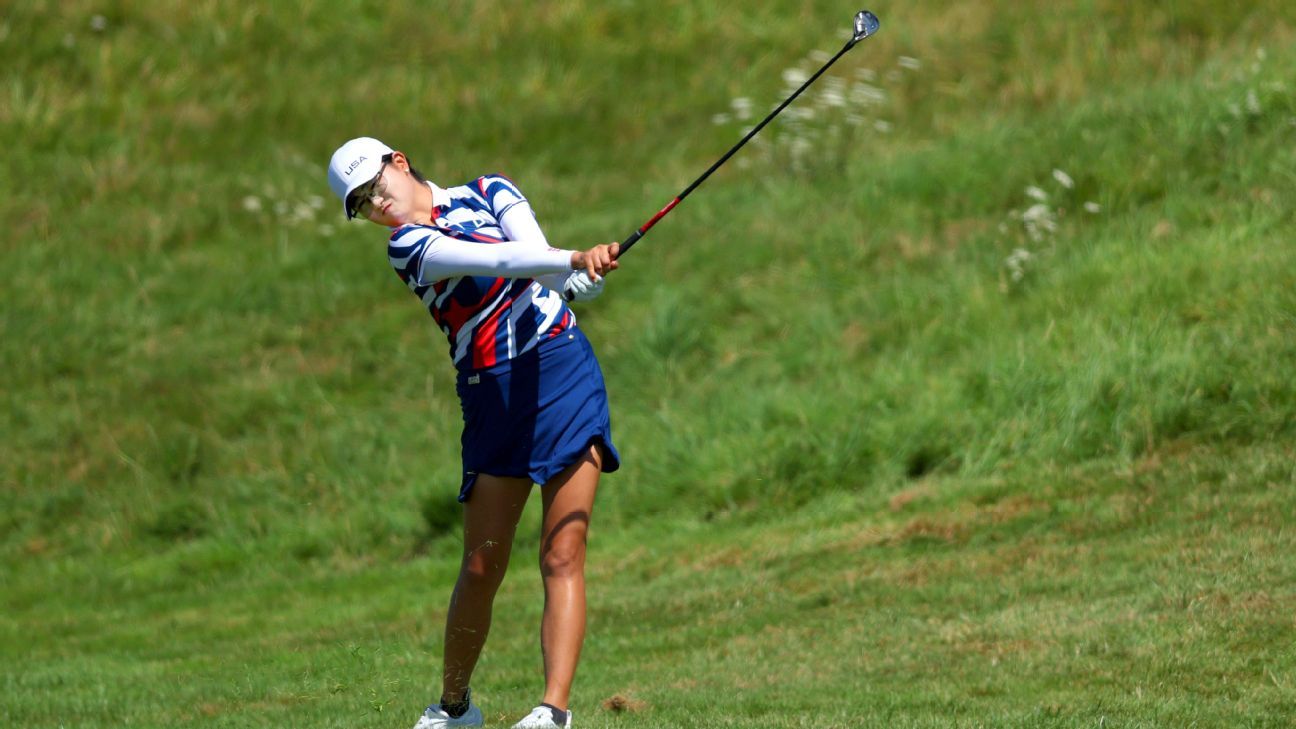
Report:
616,229,643,258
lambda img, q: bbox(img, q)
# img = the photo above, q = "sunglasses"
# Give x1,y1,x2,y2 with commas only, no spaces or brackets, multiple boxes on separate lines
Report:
346,154,394,218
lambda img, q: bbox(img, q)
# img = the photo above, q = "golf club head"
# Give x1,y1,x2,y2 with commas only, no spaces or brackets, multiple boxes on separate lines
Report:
852,10,880,44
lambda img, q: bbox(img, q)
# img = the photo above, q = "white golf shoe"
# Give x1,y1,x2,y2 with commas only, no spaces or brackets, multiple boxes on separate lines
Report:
412,689,483,729
511,704,572,728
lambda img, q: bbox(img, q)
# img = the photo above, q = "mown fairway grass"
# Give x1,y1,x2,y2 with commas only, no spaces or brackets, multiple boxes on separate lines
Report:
3,1,1295,727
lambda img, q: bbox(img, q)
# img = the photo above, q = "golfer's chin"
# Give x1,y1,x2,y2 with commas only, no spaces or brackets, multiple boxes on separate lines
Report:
369,209,405,228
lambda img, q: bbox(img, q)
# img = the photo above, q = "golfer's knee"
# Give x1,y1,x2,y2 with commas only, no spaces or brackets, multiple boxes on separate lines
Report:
460,550,509,590
540,541,585,580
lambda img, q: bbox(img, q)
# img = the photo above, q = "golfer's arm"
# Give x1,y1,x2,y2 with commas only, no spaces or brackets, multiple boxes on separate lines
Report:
498,201,570,292
416,236,574,283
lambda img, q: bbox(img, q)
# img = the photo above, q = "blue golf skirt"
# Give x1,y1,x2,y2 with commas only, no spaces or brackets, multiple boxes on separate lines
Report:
455,327,620,502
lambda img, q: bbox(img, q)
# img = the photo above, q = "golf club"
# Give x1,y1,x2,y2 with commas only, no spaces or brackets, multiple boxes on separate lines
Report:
565,10,879,299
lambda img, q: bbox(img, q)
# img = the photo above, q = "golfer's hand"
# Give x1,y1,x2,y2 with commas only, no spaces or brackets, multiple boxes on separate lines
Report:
563,271,605,302
571,243,620,281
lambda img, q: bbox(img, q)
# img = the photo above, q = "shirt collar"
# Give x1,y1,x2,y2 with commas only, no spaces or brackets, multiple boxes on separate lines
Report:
427,181,450,212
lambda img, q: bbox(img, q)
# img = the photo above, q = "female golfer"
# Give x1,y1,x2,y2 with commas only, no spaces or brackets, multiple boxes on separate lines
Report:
328,137,620,729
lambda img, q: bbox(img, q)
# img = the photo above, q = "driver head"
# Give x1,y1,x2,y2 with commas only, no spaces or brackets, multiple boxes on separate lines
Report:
852,11,880,43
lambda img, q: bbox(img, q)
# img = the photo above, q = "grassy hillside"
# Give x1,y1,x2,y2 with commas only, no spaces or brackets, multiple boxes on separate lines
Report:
3,2,1295,727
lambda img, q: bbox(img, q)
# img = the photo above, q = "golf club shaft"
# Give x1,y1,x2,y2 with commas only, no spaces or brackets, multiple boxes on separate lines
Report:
616,33,864,258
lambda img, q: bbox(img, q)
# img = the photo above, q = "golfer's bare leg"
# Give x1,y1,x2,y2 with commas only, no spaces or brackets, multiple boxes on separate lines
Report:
538,445,603,710
441,474,530,703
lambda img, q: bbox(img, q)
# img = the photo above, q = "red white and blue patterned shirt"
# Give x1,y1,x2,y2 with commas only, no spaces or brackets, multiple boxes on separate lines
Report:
386,175,579,371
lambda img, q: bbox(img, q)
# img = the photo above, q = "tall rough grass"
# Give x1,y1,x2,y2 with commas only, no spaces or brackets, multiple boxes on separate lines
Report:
3,1,1295,562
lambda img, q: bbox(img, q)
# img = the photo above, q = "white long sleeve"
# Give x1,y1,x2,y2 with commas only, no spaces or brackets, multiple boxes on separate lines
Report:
498,200,549,246
415,236,574,284
498,200,573,292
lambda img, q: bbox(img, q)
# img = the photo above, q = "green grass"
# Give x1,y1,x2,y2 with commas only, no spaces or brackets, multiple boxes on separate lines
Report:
3,1,1296,726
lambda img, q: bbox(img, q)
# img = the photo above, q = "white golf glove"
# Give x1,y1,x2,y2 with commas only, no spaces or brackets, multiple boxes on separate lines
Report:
563,270,605,302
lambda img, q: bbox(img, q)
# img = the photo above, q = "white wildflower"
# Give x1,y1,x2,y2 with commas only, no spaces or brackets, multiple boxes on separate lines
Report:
782,68,809,88
1005,248,1033,282
850,82,886,106
307,195,325,210
1052,169,1074,189
856,68,877,82
90,15,108,32
1022,204,1057,242
1083,201,1101,214
293,202,314,222
873,119,892,133
1022,204,1053,222
1025,186,1048,202
1245,89,1260,115
242,196,262,213
731,97,753,120
809,50,832,64
712,112,730,126
274,201,289,216
821,77,847,107
318,224,335,237
898,56,921,70
1227,102,1241,118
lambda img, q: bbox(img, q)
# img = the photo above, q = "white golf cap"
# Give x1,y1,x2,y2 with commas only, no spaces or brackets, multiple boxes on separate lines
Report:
327,136,395,218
